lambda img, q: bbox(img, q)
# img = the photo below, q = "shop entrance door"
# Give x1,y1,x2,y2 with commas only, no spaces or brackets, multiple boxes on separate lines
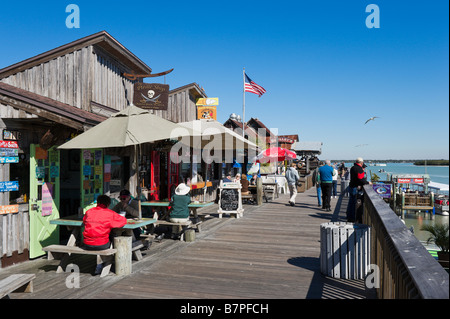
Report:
29,144,60,259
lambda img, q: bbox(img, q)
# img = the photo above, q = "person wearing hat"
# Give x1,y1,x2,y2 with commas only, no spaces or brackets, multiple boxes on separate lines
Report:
347,157,371,222
168,183,191,239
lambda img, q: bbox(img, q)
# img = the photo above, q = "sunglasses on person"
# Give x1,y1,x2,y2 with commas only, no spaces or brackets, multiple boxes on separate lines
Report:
120,196,129,200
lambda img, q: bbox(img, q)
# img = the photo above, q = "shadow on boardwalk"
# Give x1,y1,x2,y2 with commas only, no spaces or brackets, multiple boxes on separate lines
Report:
0,184,376,301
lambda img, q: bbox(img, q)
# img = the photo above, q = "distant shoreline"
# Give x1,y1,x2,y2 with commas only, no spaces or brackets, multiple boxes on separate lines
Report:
414,160,449,166
333,160,449,165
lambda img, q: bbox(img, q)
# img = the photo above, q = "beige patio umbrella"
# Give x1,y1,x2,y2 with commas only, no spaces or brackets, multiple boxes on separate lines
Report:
58,104,190,149
58,104,192,218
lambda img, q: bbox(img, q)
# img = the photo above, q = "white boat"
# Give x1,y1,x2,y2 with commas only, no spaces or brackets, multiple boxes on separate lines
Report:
373,163,387,166
435,194,449,216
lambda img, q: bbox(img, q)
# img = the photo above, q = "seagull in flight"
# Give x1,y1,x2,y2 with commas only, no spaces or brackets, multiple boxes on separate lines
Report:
365,116,379,124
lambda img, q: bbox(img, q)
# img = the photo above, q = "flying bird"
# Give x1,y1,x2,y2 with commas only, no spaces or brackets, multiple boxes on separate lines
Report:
365,116,379,124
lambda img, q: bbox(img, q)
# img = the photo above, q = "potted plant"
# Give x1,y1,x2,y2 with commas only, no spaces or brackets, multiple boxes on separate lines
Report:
421,223,449,267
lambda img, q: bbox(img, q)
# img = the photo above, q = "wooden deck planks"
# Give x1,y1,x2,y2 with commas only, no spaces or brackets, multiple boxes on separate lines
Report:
1,184,375,299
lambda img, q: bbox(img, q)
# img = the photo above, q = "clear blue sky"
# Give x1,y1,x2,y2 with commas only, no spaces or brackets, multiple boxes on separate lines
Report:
1,0,448,160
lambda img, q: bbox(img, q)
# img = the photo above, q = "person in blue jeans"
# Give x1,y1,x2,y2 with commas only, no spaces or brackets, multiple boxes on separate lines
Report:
318,160,335,211
314,162,323,207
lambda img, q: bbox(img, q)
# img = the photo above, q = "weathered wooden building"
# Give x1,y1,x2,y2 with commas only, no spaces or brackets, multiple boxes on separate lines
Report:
0,31,205,267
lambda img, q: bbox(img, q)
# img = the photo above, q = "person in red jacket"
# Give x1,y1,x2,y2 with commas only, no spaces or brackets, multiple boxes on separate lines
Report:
82,195,127,250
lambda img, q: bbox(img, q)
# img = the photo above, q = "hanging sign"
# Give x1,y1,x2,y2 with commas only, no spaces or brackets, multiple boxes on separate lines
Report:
0,204,19,215
133,83,169,110
2,130,21,141
197,106,217,120
0,140,18,148
0,181,19,192
196,98,219,106
0,157,19,163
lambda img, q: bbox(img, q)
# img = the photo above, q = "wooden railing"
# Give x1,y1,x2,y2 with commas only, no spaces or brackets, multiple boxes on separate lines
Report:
362,185,449,299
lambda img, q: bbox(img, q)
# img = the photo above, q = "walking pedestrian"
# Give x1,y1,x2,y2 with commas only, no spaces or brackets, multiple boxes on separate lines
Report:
285,162,300,206
313,162,323,207
332,166,338,198
318,160,335,211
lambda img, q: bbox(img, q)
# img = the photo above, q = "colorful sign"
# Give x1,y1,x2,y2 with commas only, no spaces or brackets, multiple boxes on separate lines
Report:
2,130,21,141
0,140,19,148
0,181,19,192
397,178,424,183
197,106,217,120
196,98,219,106
373,183,391,198
0,205,19,215
133,83,169,110
0,156,19,163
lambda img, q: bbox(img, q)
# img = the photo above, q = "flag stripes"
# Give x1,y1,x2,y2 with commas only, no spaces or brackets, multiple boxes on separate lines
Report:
244,73,266,97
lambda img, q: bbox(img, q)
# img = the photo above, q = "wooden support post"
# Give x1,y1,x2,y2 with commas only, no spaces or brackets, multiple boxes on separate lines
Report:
114,236,132,276
184,229,195,242
256,177,263,206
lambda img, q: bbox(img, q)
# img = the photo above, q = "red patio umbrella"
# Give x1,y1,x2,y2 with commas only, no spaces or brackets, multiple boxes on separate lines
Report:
255,147,297,163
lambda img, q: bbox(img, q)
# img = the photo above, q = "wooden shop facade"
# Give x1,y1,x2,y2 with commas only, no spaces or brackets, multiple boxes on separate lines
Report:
0,31,209,267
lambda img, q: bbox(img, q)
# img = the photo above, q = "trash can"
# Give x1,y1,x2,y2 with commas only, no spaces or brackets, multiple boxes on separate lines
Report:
320,222,370,279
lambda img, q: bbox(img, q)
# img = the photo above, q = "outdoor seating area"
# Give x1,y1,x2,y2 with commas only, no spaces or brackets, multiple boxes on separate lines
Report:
0,185,380,299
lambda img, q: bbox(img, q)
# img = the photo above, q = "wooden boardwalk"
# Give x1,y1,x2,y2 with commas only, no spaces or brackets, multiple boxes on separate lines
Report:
0,184,376,300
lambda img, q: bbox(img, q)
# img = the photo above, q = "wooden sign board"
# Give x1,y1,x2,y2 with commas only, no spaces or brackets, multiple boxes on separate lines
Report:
217,181,244,218
133,83,169,110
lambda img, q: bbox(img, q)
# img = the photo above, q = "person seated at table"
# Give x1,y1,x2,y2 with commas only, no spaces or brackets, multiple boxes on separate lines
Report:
249,173,258,186
83,195,127,251
168,183,191,239
240,174,250,195
112,189,142,239
233,173,241,183
222,175,232,182
112,189,140,218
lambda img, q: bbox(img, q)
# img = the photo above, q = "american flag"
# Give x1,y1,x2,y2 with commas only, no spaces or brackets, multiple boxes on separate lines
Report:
244,73,266,97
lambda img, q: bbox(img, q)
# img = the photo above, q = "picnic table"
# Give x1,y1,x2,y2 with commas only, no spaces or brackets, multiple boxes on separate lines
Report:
141,201,214,219
44,215,157,276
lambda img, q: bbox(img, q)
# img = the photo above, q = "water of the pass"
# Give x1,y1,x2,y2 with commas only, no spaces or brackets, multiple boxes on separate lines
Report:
341,162,449,250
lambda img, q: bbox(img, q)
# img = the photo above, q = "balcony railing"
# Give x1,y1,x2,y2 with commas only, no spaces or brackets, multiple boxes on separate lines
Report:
362,185,449,299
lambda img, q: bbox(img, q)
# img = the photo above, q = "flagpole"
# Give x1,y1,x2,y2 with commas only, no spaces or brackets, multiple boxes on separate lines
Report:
242,67,245,138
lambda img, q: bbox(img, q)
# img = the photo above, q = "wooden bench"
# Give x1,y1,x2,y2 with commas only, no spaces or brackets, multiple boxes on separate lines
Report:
42,244,117,277
241,194,257,204
153,219,202,241
0,274,36,299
